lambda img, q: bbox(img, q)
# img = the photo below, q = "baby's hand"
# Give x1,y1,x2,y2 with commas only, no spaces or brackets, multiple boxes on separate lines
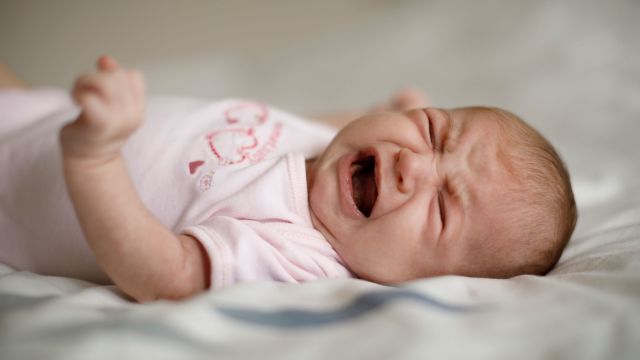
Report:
60,56,145,163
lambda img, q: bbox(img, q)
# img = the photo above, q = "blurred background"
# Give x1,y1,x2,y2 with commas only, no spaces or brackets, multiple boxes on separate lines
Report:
2,0,639,236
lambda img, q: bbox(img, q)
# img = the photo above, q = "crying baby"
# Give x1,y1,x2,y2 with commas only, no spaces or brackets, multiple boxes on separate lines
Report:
0,56,576,302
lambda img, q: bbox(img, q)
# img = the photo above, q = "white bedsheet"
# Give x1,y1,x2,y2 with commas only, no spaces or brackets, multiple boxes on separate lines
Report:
1,187,639,359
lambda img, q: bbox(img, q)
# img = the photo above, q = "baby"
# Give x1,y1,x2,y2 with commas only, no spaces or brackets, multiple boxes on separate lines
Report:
0,57,577,302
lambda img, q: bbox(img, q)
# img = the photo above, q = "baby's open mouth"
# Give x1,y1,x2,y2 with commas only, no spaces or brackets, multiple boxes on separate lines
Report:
351,154,378,217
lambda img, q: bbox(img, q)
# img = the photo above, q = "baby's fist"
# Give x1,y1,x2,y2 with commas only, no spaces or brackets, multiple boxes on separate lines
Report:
60,56,146,162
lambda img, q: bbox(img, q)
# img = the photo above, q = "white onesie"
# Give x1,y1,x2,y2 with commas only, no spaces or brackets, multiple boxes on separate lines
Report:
0,89,353,288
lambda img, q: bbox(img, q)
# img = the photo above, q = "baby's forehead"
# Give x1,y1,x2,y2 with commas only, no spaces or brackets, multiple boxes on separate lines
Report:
441,107,564,277
452,106,531,143
451,116,528,232
448,106,510,129
453,106,528,166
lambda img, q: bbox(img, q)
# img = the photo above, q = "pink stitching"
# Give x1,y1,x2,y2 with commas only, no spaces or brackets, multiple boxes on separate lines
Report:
205,127,258,165
224,102,269,126
248,122,283,163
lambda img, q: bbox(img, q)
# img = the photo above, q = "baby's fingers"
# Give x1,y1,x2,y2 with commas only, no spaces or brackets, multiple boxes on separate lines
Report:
75,91,110,128
126,69,146,104
72,70,127,106
97,55,119,72
72,73,108,104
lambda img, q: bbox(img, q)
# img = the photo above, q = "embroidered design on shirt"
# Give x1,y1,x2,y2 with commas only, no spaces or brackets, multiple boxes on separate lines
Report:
247,121,282,163
206,127,258,165
188,160,206,175
187,101,283,178
224,103,268,126
198,170,215,192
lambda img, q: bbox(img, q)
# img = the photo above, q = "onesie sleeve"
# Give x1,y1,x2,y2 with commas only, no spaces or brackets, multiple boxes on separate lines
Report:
182,216,349,289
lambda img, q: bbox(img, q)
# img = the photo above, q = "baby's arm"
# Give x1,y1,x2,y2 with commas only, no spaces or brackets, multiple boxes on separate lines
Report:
59,56,209,302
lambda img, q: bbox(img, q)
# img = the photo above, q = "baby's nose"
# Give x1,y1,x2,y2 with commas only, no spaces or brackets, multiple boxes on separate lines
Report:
395,148,437,193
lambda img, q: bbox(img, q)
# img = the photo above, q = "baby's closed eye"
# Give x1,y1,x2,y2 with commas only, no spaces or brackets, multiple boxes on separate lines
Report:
437,191,446,228
428,116,437,149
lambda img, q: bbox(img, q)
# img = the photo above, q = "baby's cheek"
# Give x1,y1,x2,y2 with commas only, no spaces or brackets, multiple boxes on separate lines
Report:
371,214,421,249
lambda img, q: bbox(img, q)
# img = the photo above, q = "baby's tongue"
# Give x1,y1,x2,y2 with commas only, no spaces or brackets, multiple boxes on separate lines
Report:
352,168,377,217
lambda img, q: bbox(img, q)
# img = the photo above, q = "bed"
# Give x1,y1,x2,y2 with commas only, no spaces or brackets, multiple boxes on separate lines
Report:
1,128,639,359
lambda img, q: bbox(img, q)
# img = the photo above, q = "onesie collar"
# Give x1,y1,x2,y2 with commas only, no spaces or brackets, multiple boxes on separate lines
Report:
286,153,314,227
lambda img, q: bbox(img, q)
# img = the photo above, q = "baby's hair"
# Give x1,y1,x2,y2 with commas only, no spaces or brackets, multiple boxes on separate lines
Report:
486,107,577,277
491,108,578,275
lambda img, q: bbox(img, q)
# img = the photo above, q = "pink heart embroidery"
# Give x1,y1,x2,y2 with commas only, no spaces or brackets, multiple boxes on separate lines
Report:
188,160,205,174
206,128,258,165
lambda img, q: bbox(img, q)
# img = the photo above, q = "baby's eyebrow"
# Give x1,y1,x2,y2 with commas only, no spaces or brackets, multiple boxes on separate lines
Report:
442,111,470,210
443,111,463,153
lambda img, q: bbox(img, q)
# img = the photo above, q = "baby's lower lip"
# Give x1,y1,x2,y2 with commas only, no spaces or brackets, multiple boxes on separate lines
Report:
338,153,365,219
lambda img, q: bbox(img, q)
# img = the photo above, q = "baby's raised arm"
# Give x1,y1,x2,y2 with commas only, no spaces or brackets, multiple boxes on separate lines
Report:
59,56,209,302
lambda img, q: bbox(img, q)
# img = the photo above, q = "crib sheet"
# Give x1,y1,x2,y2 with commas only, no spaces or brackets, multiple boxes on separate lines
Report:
1,199,639,359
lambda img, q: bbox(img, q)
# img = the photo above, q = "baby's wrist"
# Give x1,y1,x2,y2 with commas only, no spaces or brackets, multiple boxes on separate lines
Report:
62,149,122,171
59,122,127,167
60,134,123,169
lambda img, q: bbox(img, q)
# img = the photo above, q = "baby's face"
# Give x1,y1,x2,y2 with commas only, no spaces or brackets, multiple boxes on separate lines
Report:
307,107,516,283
